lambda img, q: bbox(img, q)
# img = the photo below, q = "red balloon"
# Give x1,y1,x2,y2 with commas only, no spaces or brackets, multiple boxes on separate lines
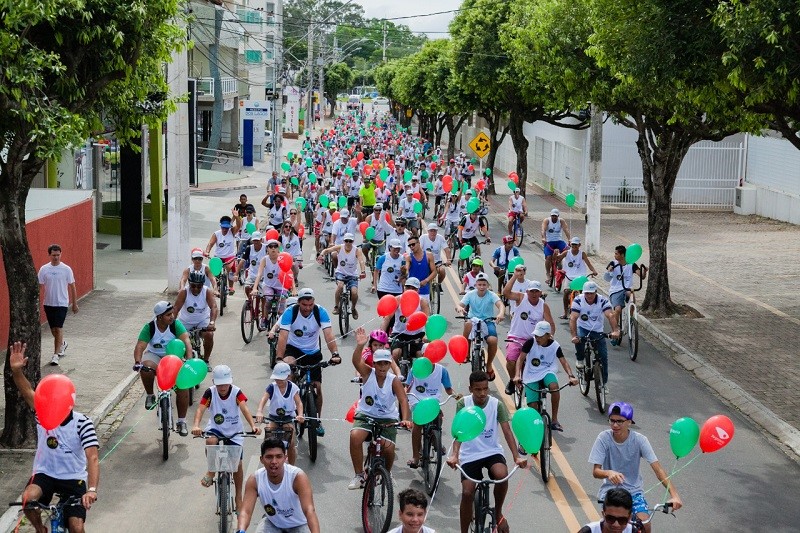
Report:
34,374,76,430
475,180,486,191
347,147,354,155
424,339,447,364
345,399,358,423
317,165,325,175
400,291,420,317
277,252,293,272
699,415,735,453
363,166,372,175
407,311,428,331
359,221,369,237
157,355,183,391
442,175,453,192
376,178,384,188
350,159,358,168
449,336,469,364
357,151,364,161
388,160,395,169
279,271,294,290
412,192,421,200
468,164,475,172
331,212,341,223
377,294,398,317
298,224,305,238
385,212,393,223
430,162,437,171
372,159,380,169
265,229,280,241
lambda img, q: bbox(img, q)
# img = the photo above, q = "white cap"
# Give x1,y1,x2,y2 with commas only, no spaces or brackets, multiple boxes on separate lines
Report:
570,237,581,245
550,208,560,216
373,349,392,363
212,365,233,385
582,281,598,293
152,301,173,320
341,209,350,217
191,248,204,259
250,231,263,241
285,296,298,307
405,277,421,288
373,203,383,210
533,321,551,337
475,273,489,282
270,362,292,381
427,223,439,231
298,288,315,299
343,233,355,241
526,280,543,292
265,239,280,246
465,190,473,196
389,239,402,249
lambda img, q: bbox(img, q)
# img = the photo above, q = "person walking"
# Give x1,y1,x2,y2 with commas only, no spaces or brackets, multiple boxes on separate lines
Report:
38,244,79,366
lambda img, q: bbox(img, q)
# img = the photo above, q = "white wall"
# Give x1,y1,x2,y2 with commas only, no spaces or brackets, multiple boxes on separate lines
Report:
743,133,800,223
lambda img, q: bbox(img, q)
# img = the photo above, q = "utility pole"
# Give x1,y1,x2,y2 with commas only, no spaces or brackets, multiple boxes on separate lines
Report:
306,23,314,134
318,31,324,123
382,21,387,63
585,104,603,255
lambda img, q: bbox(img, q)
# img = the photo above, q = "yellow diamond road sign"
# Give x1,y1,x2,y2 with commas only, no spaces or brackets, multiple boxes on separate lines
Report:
469,132,491,159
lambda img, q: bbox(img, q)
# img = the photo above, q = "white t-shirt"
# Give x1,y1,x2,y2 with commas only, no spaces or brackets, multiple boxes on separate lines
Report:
387,526,435,533
38,262,75,307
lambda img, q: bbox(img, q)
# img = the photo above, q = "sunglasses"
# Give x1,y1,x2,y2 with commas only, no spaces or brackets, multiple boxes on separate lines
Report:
603,514,630,526
344,239,354,243
267,244,279,249
608,418,627,425
408,241,418,246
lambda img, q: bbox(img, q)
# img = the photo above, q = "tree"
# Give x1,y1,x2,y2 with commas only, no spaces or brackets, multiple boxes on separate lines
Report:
0,0,185,447
715,0,800,149
322,62,354,117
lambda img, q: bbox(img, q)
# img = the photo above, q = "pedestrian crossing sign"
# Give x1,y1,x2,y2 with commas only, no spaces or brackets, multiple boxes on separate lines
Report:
469,132,491,159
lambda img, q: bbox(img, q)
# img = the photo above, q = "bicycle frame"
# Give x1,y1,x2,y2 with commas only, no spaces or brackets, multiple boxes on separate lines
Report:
9,495,83,532
454,464,519,532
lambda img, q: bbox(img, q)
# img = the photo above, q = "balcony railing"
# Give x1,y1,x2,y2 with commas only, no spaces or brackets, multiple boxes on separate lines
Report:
196,77,238,97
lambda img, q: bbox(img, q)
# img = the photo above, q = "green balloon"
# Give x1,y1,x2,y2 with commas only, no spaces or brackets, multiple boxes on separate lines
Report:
305,158,313,167
290,177,299,186
565,193,576,207
413,201,423,214
451,405,487,442
208,256,223,277
507,180,517,192
458,244,474,260
507,256,524,274
626,243,643,263
365,227,376,240
403,170,412,183
511,407,545,454
432,155,439,162
338,195,347,208
295,197,307,211
365,159,372,166
412,397,441,426
471,157,478,164
309,173,317,184
287,151,294,160
165,339,186,358
669,417,700,459
175,358,208,389
485,168,492,176
380,168,389,179
569,275,589,291
319,194,329,208
245,222,256,235
426,182,434,192
461,181,469,194
281,162,291,172
466,197,480,214
345,167,354,177
421,170,429,179
425,314,448,340
411,357,433,379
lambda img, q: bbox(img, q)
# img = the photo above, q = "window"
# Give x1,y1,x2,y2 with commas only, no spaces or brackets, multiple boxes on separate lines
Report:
245,50,263,63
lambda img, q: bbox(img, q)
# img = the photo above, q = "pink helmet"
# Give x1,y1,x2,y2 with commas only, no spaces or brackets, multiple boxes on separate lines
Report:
369,329,389,345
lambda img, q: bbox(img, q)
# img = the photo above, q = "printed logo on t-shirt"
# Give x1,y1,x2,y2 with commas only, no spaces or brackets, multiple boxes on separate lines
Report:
568,261,575,268
251,259,257,267
387,267,394,273
531,358,541,367
416,385,426,393
265,504,276,516
364,396,375,406
214,414,224,425
399,316,407,323
520,312,529,321
548,228,554,233
218,242,225,247
187,306,195,313
276,407,286,417
267,273,274,279
153,343,163,349
580,313,589,321
340,261,346,267
46,436,59,449
293,329,304,337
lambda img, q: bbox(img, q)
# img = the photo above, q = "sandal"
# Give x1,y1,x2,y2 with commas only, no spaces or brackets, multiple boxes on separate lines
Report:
200,475,214,488
228,289,235,295
407,459,420,469
558,314,568,320
352,308,359,320
487,369,496,382
550,421,564,432
332,307,340,315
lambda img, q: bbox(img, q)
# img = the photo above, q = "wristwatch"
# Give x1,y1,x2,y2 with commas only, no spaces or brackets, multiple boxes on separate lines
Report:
87,487,97,493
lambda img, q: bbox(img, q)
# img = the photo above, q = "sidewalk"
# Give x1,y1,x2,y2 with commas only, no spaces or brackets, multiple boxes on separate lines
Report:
487,175,800,458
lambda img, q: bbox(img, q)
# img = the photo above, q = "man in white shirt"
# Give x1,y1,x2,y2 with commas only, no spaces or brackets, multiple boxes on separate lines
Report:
38,244,78,365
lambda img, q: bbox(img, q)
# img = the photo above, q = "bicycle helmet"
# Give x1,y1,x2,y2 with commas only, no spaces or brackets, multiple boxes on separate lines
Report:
502,235,514,244
472,258,484,267
369,329,389,345
188,270,205,285
607,402,635,424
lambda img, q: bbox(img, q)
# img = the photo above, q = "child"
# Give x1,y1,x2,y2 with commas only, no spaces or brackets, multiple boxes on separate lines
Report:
255,361,304,465
461,258,484,295
192,364,260,512
387,488,436,533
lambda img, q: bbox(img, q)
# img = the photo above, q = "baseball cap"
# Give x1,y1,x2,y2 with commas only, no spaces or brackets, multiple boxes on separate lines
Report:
550,208,560,217
502,235,514,244
285,296,298,307
343,233,355,242
374,203,383,210
427,223,439,231
582,281,598,293
245,205,256,213
212,365,233,385
405,189,413,195
389,239,402,249
191,248,204,259
152,301,173,320
405,277,421,288
328,202,337,209
250,231,262,241
372,349,392,363
341,209,350,218
533,321,551,337
219,220,232,228
472,258,484,266
570,237,581,245
608,402,635,424
265,239,280,246
526,280,542,292
298,288,315,299
270,362,292,381
465,190,473,196
475,273,489,282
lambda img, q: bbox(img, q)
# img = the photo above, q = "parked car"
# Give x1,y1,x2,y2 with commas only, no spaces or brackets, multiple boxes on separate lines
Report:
373,96,389,105
346,94,361,110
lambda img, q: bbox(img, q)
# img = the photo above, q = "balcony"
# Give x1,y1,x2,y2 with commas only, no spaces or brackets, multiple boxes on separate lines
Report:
196,77,238,100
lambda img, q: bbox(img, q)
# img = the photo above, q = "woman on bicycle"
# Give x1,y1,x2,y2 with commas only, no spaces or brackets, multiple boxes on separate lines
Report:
506,188,527,235
255,362,304,465
280,221,302,285
348,328,412,490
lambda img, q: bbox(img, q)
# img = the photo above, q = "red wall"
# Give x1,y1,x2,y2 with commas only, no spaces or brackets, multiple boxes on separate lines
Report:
0,198,94,348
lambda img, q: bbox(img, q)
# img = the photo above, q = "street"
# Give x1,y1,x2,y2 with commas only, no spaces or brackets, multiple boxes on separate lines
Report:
86,188,800,533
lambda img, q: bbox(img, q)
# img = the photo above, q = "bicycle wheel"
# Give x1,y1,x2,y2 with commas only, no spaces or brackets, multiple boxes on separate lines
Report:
579,362,591,396
160,396,170,461
472,490,491,533
305,390,318,462
471,345,484,373
338,299,347,337
513,221,524,247
361,464,393,533
618,308,628,349
219,278,227,316
628,315,639,361
540,412,551,483
513,382,524,409
218,472,231,533
240,300,254,343
423,425,443,496
269,339,278,368
430,280,441,314
593,361,606,414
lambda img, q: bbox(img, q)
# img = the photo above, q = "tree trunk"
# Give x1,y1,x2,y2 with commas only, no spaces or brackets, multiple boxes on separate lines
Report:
0,143,42,447
445,114,468,162
434,115,446,149
509,113,529,193
482,109,509,195
326,97,335,118
203,7,224,170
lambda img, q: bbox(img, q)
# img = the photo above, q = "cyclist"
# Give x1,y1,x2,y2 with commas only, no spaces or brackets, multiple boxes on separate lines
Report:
458,211,488,270
440,191,463,237
420,223,451,288
362,203,391,263
432,173,446,218
359,175,378,220
235,205,259,256
398,188,421,236
233,193,256,217
235,439,321,533
280,221,302,284
355,329,402,377
239,231,266,300
556,237,598,319
173,271,218,370
266,191,288,230
331,208,359,246
490,236,521,292
349,328,412,490
579,487,635,533
504,263,529,314
253,239,289,315
569,281,620,394
276,288,341,437
180,248,218,293
204,215,239,295
405,235,436,302
255,361,304,465
446,371,527,533
384,278,431,366
314,201,336,255
589,402,682,533
373,238,405,296
346,174,363,212
605,245,644,346
9,341,99,533
319,232,367,320
192,364,260,511
507,188,528,235
461,257,485,295
388,488,436,533
513,321,577,437
387,217,410,253
541,208,571,286
455,273,505,382
132,301,192,435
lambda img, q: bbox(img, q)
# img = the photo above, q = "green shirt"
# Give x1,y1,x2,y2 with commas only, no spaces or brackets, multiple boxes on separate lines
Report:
359,183,377,207
456,396,511,423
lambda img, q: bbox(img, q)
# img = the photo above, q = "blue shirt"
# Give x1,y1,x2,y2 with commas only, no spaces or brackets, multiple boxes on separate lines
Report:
461,290,500,319
492,246,520,267
408,252,432,296
279,305,332,354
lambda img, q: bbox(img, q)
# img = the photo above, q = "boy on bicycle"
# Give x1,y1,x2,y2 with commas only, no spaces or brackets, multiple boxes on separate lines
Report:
255,361,304,465
192,365,261,512
455,273,505,382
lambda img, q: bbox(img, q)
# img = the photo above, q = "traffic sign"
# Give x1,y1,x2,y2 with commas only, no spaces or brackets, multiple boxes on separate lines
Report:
469,132,491,159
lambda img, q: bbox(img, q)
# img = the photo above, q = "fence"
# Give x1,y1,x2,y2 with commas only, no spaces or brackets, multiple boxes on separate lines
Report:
196,147,242,178
196,77,238,97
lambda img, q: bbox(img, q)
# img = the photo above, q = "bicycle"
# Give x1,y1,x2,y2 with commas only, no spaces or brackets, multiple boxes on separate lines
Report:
8,495,84,533
457,316,495,374
194,431,257,533
631,503,675,532
457,238,489,279
358,416,406,533
454,464,520,533
505,338,526,409
391,336,420,381
366,239,386,275
292,359,332,462
510,212,525,247
577,333,610,415
617,265,647,362
429,272,442,314
138,366,178,460
517,382,571,483
215,270,228,316
187,326,207,405
337,284,353,338
408,394,457,496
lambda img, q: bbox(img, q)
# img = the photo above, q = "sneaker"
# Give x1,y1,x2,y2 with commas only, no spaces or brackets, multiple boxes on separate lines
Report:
316,425,325,437
575,361,585,371
59,340,68,356
504,380,515,396
50,354,60,366
348,473,366,490
603,385,610,395
176,421,189,437
144,394,157,410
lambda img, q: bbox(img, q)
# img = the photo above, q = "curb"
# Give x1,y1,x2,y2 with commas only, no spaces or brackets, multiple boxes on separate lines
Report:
192,184,258,194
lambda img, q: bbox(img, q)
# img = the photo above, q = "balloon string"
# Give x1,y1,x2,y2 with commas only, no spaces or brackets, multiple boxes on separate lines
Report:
643,451,701,494
660,458,678,505
423,437,456,522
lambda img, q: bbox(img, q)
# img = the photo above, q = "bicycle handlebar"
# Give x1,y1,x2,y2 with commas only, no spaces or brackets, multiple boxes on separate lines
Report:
637,503,675,525
193,431,258,440
454,464,520,485
406,393,460,405
455,316,496,322
9,495,83,510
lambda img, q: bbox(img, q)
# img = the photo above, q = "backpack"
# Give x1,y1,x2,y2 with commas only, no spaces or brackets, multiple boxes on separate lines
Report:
290,304,322,328
148,320,178,340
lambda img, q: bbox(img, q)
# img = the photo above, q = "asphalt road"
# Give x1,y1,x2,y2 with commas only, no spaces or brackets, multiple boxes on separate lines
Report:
87,189,800,532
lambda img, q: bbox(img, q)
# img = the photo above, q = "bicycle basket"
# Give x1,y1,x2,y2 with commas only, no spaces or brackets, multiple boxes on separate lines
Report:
206,444,241,473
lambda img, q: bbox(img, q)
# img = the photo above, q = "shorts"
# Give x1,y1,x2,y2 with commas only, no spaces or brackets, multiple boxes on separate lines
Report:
544,241,567,257
504,336,528,362
43,305,68,329
609,290,629,309
313,221,322,238
391,332,425,355
219,256,237,269
28,473,87,521
523,373,559,404
141,350,168,365
335,273,359,290
351,415,399,445
468,320,497,338
461,236,479,249
347,197,358,209
459,453,507,482
631,492,649,516
284,345,324,383
256,517,310,533
181,317,211,331
376,290,401,300
508,211,524,219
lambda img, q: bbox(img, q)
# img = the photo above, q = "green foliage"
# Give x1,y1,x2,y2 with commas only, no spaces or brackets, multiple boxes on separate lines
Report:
323,62,354,103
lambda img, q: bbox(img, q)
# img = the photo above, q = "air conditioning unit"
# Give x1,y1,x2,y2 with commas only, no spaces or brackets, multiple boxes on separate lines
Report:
734,185,756,215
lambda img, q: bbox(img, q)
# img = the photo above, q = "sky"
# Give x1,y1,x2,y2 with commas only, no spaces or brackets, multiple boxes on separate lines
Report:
354,0,463,37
